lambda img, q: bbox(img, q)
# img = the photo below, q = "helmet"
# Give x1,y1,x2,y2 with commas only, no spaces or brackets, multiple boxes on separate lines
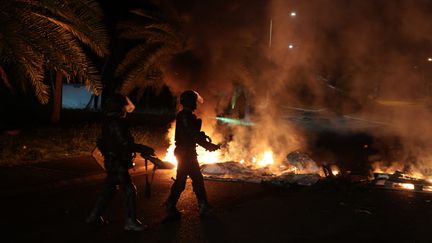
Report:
180,90,203,109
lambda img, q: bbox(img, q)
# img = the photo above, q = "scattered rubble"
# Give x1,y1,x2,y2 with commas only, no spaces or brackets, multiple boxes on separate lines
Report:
199,151,432,193
284,151,321,174
262,173,321,187
201,162,255,175
373,171,432,192
201,151,322,187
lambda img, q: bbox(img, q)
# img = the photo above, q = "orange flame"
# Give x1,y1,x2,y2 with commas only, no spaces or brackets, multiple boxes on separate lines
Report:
395,183,415,190
163,123,275,168
163,124,223,167
372,161,432,181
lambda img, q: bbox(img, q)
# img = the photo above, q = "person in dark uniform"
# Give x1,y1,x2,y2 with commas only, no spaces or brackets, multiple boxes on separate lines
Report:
164,90,220,220
86,93,155,231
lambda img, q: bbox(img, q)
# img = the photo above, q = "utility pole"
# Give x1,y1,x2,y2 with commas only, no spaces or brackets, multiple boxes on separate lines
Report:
269,18,273,48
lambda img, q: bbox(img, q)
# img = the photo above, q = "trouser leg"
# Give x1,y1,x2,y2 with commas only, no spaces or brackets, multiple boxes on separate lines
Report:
166,168,188,207
118,171,137,220
91,173,118,216
189,162,208,203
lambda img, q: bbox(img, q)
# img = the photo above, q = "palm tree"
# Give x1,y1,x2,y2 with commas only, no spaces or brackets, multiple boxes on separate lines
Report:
0,0,109,121
115,8,186,98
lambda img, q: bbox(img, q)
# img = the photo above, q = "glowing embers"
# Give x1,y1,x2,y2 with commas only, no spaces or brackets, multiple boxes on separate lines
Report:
254,150,274,167
331,165,340,176
373,171,432,192
394,183,415,190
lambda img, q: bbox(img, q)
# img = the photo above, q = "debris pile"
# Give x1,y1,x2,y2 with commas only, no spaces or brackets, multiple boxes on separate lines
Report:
373,171,432,192
201,151,322,186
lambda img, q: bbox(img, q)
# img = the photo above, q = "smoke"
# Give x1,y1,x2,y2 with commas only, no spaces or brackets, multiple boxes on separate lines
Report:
159,0,270,113
267,0,432,173
155,0,432,174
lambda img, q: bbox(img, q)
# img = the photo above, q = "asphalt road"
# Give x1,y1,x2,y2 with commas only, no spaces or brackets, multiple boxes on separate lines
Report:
2,167,432,243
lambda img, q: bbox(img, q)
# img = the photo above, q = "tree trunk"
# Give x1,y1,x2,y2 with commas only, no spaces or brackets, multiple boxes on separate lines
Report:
50,71,63,123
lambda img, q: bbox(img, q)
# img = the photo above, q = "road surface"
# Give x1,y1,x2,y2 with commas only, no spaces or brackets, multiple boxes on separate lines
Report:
2,165,432,243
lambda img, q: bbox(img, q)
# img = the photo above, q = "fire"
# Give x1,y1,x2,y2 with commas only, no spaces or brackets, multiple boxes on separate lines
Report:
163,124,223,167
196,145,223,164
163,142,177,166
372,161,432,181
162,123,275,168
371,161,432,192
162,125,178,166
254,150,274,167
331,165,340,176
395,183,415,190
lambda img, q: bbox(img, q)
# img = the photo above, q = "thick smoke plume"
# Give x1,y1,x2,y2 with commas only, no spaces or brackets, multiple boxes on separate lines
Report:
156,0,432,175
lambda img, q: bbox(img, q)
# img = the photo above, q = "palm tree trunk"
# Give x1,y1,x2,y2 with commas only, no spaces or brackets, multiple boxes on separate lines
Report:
50,71,63,123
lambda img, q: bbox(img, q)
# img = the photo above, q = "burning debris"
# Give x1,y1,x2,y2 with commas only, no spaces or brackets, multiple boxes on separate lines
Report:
284,151,321,174
199,151,324,187
160,121,432,192
160,118,344,187
371,159,432,193
201,161,321,186
373,171,432,193
201,162,263,183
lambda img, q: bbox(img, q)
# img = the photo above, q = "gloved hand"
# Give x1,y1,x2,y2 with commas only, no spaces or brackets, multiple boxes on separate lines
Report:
197,132,220,151
205,143,220,152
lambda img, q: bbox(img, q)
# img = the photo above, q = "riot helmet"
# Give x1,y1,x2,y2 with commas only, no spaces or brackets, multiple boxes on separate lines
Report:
180,90,203,110
104,93,135,117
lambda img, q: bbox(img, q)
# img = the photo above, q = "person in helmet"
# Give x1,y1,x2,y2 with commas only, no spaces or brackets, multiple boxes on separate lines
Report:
164,90,220,221
86,93,155,231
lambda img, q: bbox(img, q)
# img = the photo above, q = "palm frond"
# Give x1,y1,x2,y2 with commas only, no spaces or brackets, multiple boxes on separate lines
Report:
12,40,50,103
120,46,173,94
23,0,109,57
22,12,102,87
116,8,185,95
115,43,163,78
129,9,162,20
0,0,108,103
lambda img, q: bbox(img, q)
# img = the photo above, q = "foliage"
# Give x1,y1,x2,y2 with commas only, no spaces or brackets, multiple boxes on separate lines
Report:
116,8,186,96
0,120,169,166
0,0,109,103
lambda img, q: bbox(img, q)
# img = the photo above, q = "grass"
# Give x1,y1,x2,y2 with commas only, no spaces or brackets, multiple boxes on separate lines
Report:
0,114,173,167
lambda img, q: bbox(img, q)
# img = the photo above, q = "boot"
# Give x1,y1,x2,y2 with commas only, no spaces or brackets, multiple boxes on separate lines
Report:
163,202,181,222
198,201,213,216
85,212,108,225
124,218,148,231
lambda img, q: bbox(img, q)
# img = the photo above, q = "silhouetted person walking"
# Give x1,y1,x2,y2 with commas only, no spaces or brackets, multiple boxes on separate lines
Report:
164,90,220,221
86,93,155,231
